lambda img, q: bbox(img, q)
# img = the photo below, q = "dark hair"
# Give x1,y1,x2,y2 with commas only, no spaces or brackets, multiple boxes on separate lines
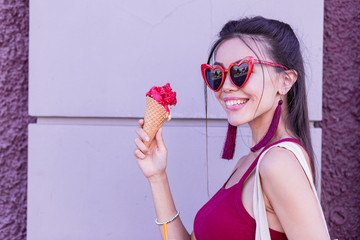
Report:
205,16,316,184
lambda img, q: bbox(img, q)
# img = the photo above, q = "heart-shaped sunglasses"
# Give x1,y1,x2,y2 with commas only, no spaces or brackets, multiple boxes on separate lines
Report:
201,56,288,92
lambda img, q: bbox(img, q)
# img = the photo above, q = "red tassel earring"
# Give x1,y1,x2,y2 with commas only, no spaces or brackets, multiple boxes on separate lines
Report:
251,99,283,152
222,123,237,160
222,98,283,159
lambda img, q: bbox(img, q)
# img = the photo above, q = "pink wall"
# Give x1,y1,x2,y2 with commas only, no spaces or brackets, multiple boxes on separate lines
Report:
321,0,360,239
0,1,35,239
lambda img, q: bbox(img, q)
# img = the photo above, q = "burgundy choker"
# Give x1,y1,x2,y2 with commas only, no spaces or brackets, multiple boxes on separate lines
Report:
222,99,283,159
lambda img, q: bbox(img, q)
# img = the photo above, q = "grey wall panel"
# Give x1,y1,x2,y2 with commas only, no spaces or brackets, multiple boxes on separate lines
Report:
29,0,323,121
28,123,208,240
29,0,210,118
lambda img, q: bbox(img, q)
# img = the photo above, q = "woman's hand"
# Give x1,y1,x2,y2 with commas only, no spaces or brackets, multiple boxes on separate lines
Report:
134,119,168,181
135,120,192,240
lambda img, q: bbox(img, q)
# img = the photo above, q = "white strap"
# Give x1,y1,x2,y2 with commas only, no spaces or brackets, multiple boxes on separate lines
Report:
253,142,328,240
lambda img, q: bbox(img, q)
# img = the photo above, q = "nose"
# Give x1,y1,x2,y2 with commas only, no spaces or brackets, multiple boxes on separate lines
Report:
222,72,237,92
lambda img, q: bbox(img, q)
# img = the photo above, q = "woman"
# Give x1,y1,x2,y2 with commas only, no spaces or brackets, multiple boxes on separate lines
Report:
134,16,330,240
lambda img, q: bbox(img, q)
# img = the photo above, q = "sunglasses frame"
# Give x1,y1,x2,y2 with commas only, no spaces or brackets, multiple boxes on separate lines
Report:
201,56,289,92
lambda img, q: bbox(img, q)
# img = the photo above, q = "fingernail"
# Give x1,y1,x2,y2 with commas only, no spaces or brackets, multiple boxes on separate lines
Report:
145,136,150,141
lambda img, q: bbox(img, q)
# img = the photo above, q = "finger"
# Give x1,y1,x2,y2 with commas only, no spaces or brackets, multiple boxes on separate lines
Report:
134,138,149,154
155,128,166,150
138,119,144,127
134,149,146,159
136,127,150,142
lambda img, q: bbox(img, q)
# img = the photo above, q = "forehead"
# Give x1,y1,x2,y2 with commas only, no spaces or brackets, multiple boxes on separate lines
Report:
214,38,268,66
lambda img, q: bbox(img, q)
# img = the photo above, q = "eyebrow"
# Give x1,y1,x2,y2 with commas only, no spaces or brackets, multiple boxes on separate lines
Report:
213,59,243,68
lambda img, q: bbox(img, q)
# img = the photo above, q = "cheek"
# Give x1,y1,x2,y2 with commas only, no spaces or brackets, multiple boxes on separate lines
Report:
214,91,222,102
245,73,277,110
243,74,264,99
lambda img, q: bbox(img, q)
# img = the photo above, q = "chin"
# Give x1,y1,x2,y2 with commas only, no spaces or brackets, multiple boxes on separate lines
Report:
227,115,247,127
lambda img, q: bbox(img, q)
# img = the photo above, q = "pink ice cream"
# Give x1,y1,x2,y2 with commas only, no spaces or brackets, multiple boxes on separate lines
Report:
146,83,177,113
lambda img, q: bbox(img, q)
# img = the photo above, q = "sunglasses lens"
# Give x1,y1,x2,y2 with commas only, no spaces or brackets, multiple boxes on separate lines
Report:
205,68,223,90
230,63,249,88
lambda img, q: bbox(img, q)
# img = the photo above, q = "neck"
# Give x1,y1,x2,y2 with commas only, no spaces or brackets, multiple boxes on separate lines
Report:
249,110,274,146
249,99,292,151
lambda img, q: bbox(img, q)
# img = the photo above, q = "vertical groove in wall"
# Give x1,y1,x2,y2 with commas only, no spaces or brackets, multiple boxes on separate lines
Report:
321,0,360,239
0,1,36,239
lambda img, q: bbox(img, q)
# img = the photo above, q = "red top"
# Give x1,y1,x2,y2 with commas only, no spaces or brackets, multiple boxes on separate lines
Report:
194,138,302,240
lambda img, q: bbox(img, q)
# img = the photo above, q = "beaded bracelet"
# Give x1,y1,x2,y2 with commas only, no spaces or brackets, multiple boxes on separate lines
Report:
155,210,180,225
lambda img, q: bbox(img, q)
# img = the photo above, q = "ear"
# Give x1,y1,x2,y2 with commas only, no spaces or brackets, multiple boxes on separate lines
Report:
278,70,297,95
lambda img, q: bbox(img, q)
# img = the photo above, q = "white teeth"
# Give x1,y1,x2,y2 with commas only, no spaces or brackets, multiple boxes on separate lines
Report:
225,99,248,106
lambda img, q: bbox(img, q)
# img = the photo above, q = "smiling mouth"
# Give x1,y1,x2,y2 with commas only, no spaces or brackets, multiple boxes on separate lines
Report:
225,99,249,106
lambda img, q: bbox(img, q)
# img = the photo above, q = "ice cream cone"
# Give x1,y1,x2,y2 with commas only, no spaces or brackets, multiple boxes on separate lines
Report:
143,96,169,147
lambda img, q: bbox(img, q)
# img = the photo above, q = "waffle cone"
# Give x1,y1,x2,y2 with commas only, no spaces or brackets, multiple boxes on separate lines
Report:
143,96,169,147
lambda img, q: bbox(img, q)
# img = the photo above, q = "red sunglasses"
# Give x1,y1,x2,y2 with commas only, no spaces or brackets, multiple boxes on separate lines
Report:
201,56,288,92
